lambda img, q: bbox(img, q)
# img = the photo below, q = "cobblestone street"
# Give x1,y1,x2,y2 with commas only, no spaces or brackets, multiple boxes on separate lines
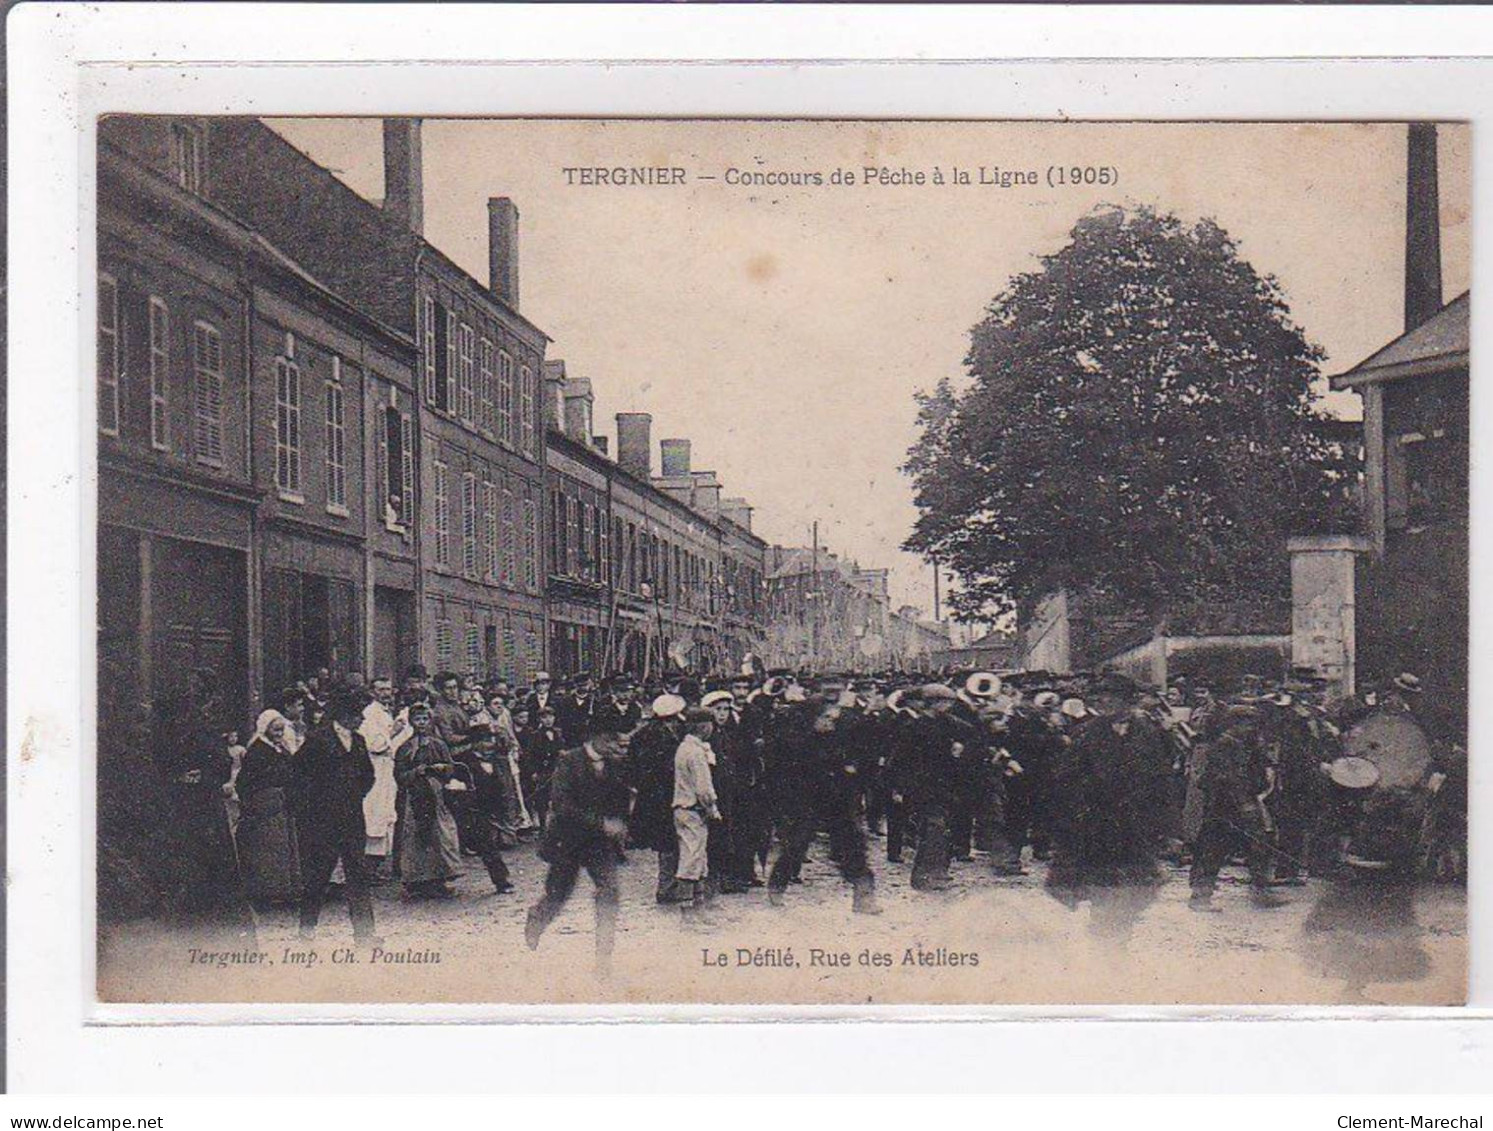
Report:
100,835,1467,1008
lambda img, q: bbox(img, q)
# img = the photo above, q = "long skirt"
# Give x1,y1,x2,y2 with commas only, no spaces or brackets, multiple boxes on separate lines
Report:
399,783,463,884
363,751,399,857
236,787,302,905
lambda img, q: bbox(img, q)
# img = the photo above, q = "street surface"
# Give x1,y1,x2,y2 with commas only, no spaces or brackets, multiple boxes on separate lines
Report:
99,835,1466,1007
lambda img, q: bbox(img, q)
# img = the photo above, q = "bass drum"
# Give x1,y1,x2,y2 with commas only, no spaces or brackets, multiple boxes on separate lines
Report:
1341,711,1432,791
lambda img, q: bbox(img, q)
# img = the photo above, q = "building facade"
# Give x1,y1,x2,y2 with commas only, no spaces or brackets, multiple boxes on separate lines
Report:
1328,123,1468,741
205,117,550,683
98,117,421,714
541,374,770,681
764,545,945,672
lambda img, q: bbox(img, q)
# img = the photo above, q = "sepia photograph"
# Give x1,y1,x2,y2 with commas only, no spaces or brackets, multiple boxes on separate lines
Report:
91,115,1470,1009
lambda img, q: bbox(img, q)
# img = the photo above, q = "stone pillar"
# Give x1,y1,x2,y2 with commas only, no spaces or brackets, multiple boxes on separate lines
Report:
1288,535,1371,700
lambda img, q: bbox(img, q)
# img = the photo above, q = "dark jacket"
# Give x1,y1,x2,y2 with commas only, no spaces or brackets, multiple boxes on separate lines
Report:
236,736,294,799
540,744,633,861
290,722,375,840
627,718,685,852
556,694,595,745
591,697,643,738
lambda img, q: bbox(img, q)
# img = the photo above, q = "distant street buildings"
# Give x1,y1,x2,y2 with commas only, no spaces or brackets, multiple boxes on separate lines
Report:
763,544,948,672
96,114,933,744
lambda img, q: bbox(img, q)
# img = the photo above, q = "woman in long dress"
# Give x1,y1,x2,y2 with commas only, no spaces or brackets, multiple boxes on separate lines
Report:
234,709,302,909
395,700,464,899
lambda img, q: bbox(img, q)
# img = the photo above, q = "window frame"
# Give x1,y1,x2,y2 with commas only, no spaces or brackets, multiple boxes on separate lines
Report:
192,319,225,468
97,274,121,437
274,352,303,500
502,485,518,586
498,349,515,446
461,469,479,577
520,364,535,456
170,121,205,195
422,295,439,406
523,498,539,592
324,362,348,514
458,322,475,425
478,337,495,435
433,459,450,568
147,295,170,450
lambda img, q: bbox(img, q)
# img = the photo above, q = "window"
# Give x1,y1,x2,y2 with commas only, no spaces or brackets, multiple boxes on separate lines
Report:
581,502,594,579
435,613,453,668
433,460,450,567
401,415,416,529
432,300,451,412
523,498,538,591
502,487,517,585
274,353,302,496
170,122,204,195
461,471,478,577
626,523,637,591
422,296,438,406
498,350,515,444
520,365,535,455
484,625,499,677
611,518,623,587
192,321,224,466
445,308,459,414
482,481,498,581
552,491,565,577
97,275,120,436
382,406,414,528
598,508,609,584
524,628,541,680
147,296,169,449
503,624,518,681
565,496,579,576
458,323,475,423
479,338,495,434
325,365,347,512
465,622,482,676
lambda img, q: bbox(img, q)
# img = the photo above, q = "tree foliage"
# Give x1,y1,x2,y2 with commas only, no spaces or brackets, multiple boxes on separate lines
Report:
904,205,1354,624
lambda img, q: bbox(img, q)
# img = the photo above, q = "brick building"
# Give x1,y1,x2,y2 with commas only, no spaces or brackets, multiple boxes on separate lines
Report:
204,117,550,683
1330,124,1468,741
98,117,421,718
541,373,769,680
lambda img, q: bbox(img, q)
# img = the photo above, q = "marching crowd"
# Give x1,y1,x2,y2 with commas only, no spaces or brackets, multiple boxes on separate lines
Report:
152,659,1466,969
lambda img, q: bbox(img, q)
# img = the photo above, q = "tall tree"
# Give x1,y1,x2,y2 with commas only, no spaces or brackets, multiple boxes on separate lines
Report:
904,205,1353,625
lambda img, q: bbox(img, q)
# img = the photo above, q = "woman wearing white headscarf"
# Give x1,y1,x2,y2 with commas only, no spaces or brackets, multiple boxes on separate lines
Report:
235,708,303,908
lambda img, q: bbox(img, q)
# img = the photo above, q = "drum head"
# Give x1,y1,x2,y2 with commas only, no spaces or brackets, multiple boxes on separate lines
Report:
1327,755,1381,791
1341,712,1432,790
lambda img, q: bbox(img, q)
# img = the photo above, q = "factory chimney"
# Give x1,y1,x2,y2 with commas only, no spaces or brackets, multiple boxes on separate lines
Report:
1405,122,1443,333
382,119,424,235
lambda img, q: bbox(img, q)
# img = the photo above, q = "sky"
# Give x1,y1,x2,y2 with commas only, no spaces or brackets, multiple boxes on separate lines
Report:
267,118,1471,621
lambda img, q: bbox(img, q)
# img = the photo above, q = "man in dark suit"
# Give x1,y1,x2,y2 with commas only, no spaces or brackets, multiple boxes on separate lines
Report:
292,687,380,944
524,716,633,976
556,672,596,746
523,671,555,723
590,674,642,738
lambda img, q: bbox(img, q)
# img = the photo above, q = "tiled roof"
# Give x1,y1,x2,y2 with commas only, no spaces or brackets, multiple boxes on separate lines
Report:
1333,292,1470,388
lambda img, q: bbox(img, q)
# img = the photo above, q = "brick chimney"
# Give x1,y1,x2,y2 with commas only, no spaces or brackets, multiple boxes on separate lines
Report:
690,471,721,520
616,412,652,480
721,497,754,532
563,377,594,445
542,359,566,432
659,438,692,478
383,119,424,235
1405,122,1443,333
488,197,520,310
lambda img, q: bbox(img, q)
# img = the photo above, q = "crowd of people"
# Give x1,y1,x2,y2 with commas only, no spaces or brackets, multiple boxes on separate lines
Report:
152,658,1466,969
